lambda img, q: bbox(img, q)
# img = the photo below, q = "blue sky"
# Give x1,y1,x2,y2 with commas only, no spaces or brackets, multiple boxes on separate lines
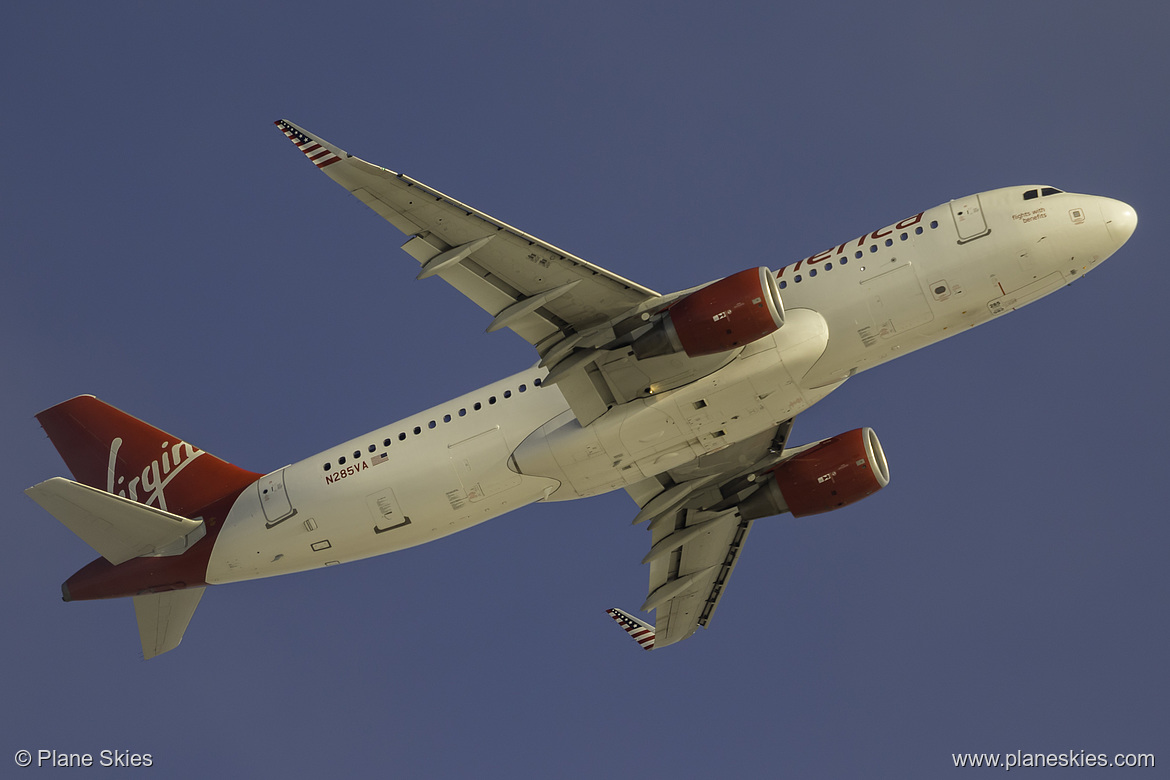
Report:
3,2,1166,777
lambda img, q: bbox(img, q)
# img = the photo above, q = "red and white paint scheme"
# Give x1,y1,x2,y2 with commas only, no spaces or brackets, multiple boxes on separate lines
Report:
26,122,1137,658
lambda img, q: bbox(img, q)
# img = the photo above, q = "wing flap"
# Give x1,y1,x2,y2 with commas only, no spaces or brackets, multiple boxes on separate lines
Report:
647,507,753,647
26,477,204,565
133,587,205,659
618,423,795,651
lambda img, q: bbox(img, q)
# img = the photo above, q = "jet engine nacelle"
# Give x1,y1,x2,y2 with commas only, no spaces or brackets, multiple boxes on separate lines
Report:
632,267,785,359
739,428,890,520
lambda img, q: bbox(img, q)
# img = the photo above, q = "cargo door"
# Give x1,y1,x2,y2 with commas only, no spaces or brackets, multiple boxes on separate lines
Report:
858,264,934,344
449,427,522,503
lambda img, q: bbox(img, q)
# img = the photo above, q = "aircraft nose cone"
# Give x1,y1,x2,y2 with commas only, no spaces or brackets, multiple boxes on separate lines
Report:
1101,198,1138,246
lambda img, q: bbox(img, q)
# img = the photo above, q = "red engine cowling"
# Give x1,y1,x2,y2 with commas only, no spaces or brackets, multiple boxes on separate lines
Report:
632,267,785,359
739,428,890,520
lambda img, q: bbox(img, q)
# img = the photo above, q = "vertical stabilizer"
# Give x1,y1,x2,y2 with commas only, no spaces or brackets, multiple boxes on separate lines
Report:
35,395,259,517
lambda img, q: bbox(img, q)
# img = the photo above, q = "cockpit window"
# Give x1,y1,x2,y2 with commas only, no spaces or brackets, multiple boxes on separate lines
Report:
1024,187,1064,201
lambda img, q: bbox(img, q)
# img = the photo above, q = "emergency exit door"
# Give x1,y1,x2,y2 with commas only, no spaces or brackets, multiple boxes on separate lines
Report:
950,195,991,243
258,469,297,527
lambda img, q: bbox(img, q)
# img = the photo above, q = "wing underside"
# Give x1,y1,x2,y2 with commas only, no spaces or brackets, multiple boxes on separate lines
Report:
275,119,659,351
644,506,754,647
275,120,753,425
611,420,796,649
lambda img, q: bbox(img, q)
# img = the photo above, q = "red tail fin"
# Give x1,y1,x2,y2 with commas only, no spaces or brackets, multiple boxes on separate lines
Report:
36,395,259,519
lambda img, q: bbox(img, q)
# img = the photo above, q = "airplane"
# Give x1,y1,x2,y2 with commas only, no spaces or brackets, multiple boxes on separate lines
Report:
25,120,1137,659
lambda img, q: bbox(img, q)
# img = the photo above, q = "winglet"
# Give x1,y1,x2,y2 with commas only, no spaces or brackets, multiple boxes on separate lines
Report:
606,608,656,650
274,119,347,169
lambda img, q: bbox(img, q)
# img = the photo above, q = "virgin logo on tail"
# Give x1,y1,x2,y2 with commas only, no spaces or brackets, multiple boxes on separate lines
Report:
106,436,205,511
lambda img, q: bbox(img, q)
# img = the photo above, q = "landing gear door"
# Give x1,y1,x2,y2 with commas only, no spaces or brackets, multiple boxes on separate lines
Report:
950,195,991,243
258,469,296,528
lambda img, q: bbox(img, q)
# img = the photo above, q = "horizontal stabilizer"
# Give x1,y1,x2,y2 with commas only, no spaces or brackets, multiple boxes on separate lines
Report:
134,587,205,660
26,477,204,565
606,608,656,650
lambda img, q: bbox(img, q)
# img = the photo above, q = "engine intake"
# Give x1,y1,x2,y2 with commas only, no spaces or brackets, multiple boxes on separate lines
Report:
632,267,785,359
740,428,890,519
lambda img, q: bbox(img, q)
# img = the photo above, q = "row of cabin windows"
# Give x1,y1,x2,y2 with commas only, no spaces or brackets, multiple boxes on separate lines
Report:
779,221,940,289
321,378,542,471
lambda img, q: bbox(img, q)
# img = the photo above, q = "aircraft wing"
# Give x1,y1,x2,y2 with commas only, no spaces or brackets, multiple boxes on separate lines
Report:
277,120,754,425
275,120,661,354
610,421,796,649
639,504,754,648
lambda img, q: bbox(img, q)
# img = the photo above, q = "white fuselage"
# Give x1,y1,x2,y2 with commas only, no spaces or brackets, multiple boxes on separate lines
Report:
205,186,1134,585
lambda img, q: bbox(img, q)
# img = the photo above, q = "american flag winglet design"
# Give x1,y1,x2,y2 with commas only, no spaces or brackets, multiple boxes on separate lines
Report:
275,120,342,169
606,608,655,650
